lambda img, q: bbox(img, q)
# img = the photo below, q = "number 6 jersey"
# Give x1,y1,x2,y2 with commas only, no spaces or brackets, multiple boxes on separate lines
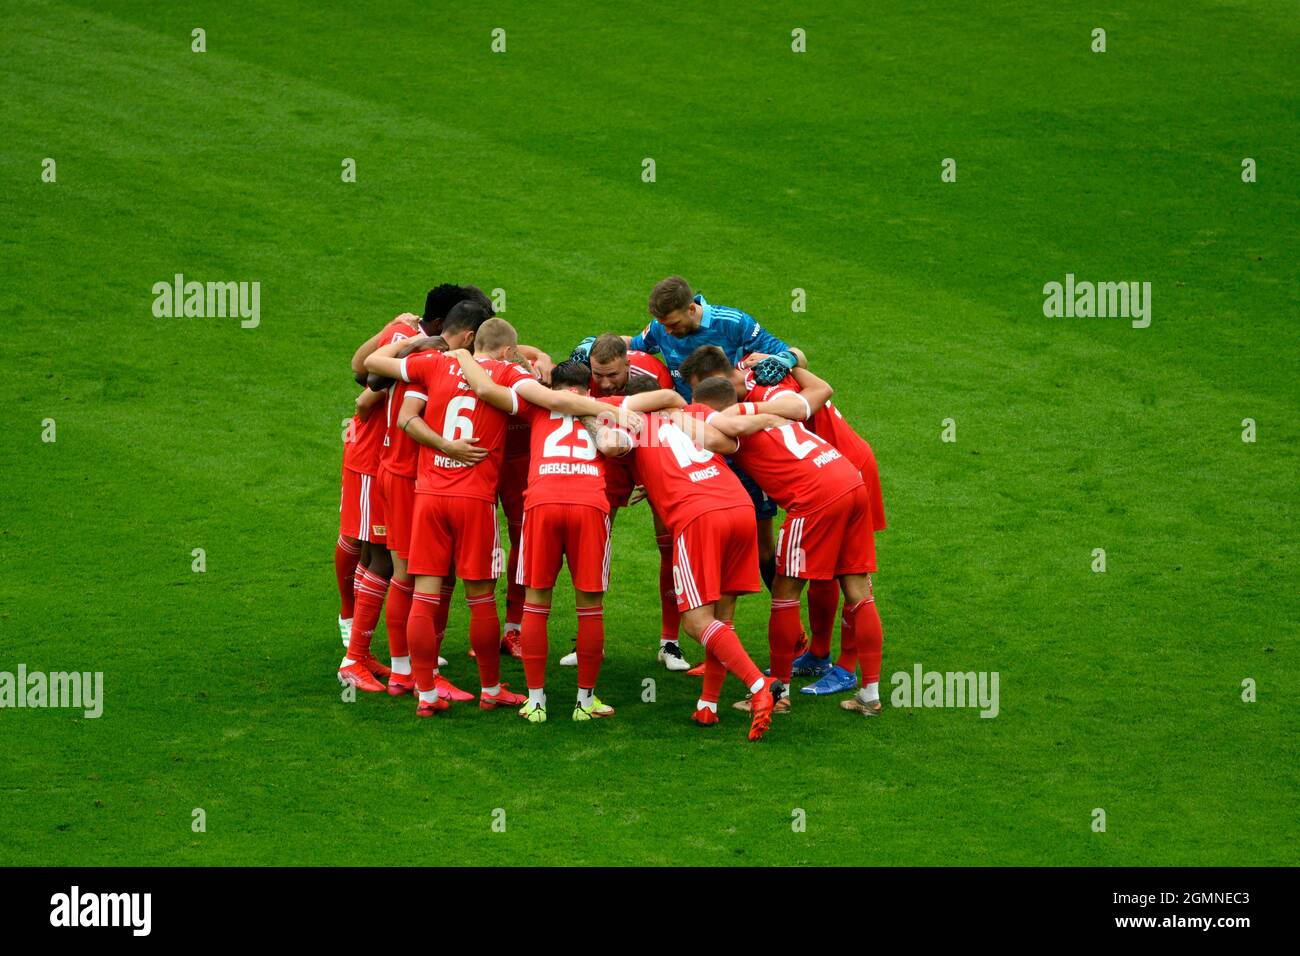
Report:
399,351,534,501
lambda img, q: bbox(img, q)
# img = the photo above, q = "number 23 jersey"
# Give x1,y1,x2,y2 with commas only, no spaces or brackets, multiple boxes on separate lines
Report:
399,351,533,501
515,396,617,514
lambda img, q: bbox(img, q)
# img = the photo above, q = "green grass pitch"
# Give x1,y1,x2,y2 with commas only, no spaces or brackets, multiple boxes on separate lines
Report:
2,1,1296,866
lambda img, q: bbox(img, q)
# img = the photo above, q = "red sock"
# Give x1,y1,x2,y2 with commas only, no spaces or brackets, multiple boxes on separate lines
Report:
521,602,550,689
576,604,605,690
656,534,680,641
467,593,501,687
386,577,413,661
433,581,454,645
335,536,360,619
807,578,839,659
505,524,525,630
835,605,858,672
767,598,803,685
408,591,440,692
701,648,727,704
849,595,883,684
346,569,389,661
700,620,761,689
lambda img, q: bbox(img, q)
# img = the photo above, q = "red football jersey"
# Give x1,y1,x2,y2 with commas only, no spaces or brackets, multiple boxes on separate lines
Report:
628,409,747,532
691,407,862,515
344,319,417,475
379,378,421,479
590,350,673,397
742,369,874,472
516,397,610,513
401,351,533,501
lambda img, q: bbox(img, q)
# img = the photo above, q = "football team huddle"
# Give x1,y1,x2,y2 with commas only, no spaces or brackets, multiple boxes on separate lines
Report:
332,276,885,742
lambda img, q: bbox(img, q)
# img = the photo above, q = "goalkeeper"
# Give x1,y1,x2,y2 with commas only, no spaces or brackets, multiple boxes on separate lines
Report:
569,275,802,590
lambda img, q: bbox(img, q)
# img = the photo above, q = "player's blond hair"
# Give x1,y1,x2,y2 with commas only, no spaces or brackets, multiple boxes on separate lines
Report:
474,317,518,355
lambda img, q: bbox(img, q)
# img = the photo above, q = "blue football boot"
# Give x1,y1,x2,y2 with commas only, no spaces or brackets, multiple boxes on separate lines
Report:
800,664,859,696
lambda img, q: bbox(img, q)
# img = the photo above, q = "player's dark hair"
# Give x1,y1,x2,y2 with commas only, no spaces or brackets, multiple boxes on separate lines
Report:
443,300,492,337
692,376,735,410
551,360,590,392
460,284,496,317
624,374,660,396
648,275,693,320
678,344,731,385
590,333,627,364
422,283,495,335
423,284,464,327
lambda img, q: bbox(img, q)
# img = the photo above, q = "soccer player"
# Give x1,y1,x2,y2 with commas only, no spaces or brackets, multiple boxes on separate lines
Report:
678,345,887,701
363,309,487,701
460,359,624,723
365,312,643,718
597,400,788,741
681,376,884,717
573,276,802,589
561,335,693,672
335,312,420,683
586,333,674,398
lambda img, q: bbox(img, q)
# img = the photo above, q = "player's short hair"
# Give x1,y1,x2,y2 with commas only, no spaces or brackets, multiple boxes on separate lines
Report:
551,360,590,391
423,284,464,324
475,317,518,354
624,374,661,396
648,276,693,320
443,300,491,337
422,284,495,334
678,344,732,385
590,333,627,365
692,376,736,410
460,284,496,317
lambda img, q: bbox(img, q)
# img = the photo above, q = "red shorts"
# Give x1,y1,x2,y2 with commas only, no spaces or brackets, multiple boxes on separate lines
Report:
407,494,503,581
672,506,762,611
858,444,886,531
339,467,384,544
516,503,611,593
777,485,875,578
377,467,416,559
498,461,528,527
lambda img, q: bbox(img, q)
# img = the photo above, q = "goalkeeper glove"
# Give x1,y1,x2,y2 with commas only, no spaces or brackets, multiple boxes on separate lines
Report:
750,350,797,385
569,336,596,365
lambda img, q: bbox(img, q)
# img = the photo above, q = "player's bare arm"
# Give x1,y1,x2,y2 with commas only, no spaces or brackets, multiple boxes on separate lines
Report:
367,334,444,391
580,415,634,458
394,393,487,465
725,390,814,422
446,348,518,413
517,377,645,433
787,365,833,414
515,344,554,384
350,312,420,375
710,410,791,438
363,336,421,380
666,410,739,455
622,388,684,413
354,387,385,419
